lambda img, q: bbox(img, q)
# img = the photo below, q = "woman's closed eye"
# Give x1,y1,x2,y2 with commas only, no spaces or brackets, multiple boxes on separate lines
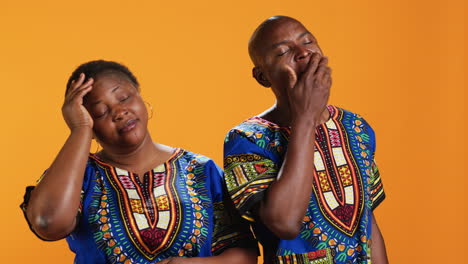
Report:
119,95,131,102
94,110,108,119
92,106,109,119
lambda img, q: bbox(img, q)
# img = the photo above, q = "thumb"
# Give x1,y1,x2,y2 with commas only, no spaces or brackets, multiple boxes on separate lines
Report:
282,64,297,89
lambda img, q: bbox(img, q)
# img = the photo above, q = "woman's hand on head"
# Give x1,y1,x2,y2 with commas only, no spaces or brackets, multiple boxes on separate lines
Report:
62,73,94,132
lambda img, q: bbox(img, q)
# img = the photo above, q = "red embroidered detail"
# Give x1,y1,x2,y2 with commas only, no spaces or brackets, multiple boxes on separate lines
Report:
254,163,267,174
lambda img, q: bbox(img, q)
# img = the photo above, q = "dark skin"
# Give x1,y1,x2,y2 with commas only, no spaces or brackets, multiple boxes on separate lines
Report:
26,72,256,264
249,17,388,263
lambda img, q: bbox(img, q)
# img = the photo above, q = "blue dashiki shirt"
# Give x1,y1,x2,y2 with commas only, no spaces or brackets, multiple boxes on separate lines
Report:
223,105,385,264
22,149,257,264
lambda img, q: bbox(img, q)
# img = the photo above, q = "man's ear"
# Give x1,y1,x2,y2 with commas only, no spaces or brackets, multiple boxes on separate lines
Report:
252,67,271,87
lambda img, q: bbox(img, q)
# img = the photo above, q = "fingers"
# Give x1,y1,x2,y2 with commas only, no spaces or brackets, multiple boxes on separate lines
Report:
303,53,322,80
67,73,93,95
315,57,332,91
324,67,332,86
282,64,297,89
66,77,94,103
67,73,85,93
314,57,329,79
73,85,93,101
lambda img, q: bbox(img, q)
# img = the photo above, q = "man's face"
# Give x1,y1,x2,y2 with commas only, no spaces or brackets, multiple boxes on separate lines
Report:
254,19,323,90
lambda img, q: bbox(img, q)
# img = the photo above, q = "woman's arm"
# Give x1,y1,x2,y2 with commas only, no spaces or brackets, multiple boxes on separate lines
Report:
156,247,257,264
25,74,94,240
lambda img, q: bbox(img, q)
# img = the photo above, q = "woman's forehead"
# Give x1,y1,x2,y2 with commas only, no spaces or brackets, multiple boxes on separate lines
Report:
85,75,135,102
93,73,137,91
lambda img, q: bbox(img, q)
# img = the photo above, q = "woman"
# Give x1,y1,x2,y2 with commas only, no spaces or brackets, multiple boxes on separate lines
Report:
21,60,257,264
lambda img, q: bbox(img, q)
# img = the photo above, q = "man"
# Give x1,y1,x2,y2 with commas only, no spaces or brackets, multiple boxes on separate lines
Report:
223,16,388,263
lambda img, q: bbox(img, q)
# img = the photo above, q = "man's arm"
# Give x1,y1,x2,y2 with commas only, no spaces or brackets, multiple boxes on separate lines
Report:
371,213,389,264
257,56,331,239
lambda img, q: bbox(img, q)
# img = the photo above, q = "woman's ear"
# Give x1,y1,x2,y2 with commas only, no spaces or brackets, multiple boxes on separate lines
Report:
252,67,271,87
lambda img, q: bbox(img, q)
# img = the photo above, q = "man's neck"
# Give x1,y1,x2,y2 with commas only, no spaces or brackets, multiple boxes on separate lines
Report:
258,102,330,127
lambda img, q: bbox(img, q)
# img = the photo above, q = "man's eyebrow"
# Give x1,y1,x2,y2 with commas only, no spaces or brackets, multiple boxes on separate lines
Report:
272,40,289,48
271,31,312,48
298,31,312,38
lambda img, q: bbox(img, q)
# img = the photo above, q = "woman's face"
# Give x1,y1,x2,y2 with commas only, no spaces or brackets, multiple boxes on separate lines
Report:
84,73,149,150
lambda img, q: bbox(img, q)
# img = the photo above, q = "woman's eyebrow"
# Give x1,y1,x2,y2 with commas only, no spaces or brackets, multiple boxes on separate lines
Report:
111,86,121,93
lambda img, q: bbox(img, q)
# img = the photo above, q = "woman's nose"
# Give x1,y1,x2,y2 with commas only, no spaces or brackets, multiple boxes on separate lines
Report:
112,107,128,121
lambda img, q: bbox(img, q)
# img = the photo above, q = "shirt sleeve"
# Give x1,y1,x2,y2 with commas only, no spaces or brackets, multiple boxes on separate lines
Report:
365,120,386,210
223,131,280,222
205,160,259,256
370,159,385,210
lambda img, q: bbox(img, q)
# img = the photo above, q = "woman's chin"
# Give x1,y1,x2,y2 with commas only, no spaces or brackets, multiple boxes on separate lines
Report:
121,129,150,147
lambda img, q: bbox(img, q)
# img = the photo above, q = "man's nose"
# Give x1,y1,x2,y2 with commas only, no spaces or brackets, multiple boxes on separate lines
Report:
295,46,311,61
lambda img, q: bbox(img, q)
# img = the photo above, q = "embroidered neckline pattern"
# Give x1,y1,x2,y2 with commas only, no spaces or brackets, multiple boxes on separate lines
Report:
311,108,364,236
90,149,185,261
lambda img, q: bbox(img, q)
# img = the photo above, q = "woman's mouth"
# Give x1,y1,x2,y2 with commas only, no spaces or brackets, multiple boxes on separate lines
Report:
119,119,137,133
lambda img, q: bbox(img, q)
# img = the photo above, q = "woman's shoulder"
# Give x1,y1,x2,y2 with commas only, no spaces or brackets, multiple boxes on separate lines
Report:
177,149,219,170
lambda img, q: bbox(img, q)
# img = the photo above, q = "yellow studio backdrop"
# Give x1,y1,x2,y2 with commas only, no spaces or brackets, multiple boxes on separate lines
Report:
0,0,465,263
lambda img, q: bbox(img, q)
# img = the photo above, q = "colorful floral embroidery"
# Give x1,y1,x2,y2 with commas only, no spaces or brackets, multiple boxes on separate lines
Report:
179,157,210,256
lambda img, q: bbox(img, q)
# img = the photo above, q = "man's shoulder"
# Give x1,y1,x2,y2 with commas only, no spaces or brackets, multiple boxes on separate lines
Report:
331,105,362,119
330,105,377,153
228,116,282,136
228,116,274,133
330,105,373,129
224,116,288,145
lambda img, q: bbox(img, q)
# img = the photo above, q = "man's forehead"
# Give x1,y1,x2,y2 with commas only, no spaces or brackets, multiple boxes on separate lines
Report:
258,22,310,50
248,16,313,65
262,20,308,40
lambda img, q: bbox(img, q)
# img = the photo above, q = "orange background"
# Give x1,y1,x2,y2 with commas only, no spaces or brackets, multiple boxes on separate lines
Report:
1,0,465,263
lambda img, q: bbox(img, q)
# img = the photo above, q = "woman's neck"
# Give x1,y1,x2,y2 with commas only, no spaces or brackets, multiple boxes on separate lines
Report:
98,133,175,175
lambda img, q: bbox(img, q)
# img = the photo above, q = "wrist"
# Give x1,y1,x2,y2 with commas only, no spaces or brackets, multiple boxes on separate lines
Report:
291,116,318,129
70,126,93,137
